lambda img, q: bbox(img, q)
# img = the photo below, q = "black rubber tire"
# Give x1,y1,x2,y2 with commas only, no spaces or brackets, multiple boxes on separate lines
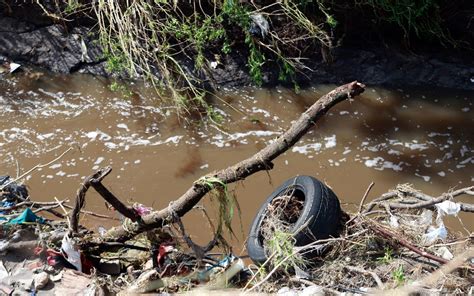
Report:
247,175,341,264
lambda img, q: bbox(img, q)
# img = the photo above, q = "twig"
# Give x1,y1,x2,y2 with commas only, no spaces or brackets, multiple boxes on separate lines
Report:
62,204,117,220
89,171,140,222
388,186,474,210
366,219,448,265
383,247,474,295
0,147,73,191
363,191,398,214
358,182,374,214
347,182,375,224
344,265,384,289
55,197,71,229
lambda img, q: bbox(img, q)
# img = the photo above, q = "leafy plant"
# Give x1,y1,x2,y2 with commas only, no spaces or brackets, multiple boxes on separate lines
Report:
392,265,405,285
377,247,393,264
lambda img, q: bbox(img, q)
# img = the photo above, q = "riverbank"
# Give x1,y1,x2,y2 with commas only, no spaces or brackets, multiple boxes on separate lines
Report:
1,5,473,91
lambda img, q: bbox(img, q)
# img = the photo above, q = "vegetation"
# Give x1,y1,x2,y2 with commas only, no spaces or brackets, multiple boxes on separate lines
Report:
32,0,465,114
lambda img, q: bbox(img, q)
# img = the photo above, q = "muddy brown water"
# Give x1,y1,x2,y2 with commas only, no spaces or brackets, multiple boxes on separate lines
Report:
0,73,472,250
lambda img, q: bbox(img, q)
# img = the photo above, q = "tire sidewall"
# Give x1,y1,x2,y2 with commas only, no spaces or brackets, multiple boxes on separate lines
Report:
247,176,337,264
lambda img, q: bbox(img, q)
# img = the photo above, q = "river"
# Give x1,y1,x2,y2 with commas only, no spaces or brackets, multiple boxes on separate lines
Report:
0,72,472,247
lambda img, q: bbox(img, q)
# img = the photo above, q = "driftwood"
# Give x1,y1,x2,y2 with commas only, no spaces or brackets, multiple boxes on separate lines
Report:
91,81,365,243
70,166,140,234
363,185,474,214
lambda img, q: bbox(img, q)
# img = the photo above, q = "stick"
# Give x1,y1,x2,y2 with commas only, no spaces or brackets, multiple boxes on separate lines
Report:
344,265,384,289
70,166,139,234
358,182,374,214
383,247,474,295
98,81,365,243
0,147,73,191
366,219,448,264
89,171,140,222
388,186,474,211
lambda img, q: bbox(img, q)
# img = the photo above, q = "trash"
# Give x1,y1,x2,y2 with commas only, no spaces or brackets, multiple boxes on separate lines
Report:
7,268,34,291
294,265,310,280
389,215,400,228
0,175,29,200
7,208,45,225
127,269,164,293
435,246,454,260
210,61,219,69
133,203,153,216
61,235,82,272
53,269,94,295
33,272,49,290
98,226,107,237
417,209,433,226
422,224,447,246
207,256,245,289
50,271,63,282
9,62,21,73
277,286,298,296
436,200,461,217
249,14,269,38
157,242,176,267
300,285,325,296
98,259,121,275
0,261,8,281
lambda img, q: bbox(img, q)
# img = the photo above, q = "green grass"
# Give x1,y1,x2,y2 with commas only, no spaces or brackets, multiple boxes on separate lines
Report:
392,265,405,285
377,247,393,264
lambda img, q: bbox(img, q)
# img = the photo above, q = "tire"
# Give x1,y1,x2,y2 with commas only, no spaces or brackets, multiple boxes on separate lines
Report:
247,175,341,264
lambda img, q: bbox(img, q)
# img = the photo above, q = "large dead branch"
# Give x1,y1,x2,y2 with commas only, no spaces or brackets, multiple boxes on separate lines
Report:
95,81,365,243
70,166,140,234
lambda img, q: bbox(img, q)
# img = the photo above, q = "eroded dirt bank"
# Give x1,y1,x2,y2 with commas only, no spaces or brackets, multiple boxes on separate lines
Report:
0,12,473,90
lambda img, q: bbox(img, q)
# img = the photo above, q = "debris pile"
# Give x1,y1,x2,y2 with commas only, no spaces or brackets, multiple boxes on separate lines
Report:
1,170,472,295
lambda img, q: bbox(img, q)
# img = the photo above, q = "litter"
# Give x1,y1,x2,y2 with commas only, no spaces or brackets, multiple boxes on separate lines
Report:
7,208,45,225
435,200,461,217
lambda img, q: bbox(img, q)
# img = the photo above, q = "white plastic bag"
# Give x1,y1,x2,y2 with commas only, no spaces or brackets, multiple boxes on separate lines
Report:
61,235,82,272
422,224,447,246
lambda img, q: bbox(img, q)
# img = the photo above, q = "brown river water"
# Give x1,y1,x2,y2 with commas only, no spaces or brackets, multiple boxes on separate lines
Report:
0,73,472,248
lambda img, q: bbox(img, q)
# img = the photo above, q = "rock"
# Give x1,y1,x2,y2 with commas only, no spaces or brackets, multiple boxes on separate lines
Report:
53,269,94,295
277,286,298,296
33,272,49,290
300,285,324,296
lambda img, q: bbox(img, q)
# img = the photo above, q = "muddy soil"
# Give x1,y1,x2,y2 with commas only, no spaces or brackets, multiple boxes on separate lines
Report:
0,16,473,90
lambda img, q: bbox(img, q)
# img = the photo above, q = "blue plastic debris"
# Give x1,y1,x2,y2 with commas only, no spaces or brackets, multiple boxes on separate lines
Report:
7,208,45,225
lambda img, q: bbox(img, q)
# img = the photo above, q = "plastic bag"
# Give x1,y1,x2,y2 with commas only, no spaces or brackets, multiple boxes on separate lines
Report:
61,235,82,272
422,224,447,246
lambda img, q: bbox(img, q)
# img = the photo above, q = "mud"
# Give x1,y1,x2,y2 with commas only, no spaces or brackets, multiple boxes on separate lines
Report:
0,16,473,90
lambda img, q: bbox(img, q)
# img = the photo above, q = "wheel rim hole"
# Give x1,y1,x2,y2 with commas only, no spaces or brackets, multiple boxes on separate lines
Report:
258,187,306,246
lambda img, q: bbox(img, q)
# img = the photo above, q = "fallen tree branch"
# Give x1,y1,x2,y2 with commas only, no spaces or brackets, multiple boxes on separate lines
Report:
364,185,474,214
92,81,365,243
70,166,139,234
388,185,474,212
